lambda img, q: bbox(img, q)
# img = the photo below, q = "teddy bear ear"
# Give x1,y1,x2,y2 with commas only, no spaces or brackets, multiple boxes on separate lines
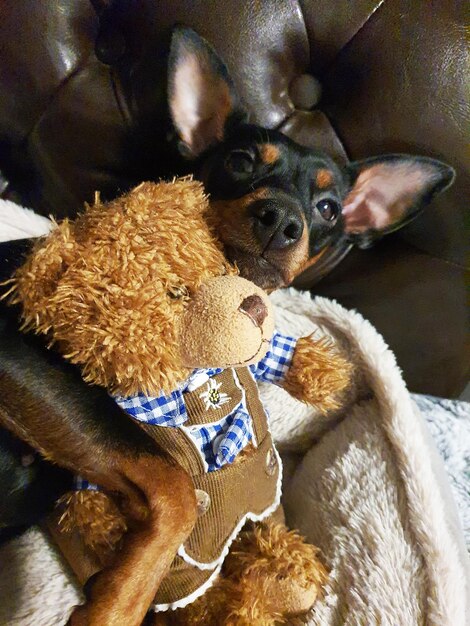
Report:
7,220,78,334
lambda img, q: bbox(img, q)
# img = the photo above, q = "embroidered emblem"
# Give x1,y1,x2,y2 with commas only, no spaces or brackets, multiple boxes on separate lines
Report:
200,378,231,411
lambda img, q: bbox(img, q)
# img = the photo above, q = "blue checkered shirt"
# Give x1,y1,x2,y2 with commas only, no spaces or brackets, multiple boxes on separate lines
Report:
75,331,296,489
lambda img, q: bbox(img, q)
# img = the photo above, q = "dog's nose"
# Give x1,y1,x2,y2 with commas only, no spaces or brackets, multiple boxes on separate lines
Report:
239,295,268,328
250,200,304,250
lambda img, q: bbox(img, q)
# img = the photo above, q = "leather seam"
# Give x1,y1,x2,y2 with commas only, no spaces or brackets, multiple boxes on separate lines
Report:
109,67,133,127
293,0,311,69
343,0,388,52
21,48,97,148
312,0,388,74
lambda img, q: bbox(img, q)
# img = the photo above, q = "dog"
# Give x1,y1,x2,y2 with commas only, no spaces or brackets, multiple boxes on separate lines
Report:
0,25,454,626
165,28,454,292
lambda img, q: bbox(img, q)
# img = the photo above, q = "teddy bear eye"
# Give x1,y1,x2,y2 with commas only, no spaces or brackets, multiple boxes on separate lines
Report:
167,285,188,299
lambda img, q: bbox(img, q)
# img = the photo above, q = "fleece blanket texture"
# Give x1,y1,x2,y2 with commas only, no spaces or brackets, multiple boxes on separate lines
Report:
0,203,468,625
413,394,470,546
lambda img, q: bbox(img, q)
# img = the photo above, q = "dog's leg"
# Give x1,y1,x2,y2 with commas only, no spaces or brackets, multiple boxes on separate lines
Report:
0,398,197,626
69,456,197,626
0,321,197,626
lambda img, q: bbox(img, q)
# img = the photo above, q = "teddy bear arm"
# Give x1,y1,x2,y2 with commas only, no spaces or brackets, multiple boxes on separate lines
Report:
281,335,352,414
57,489,127,564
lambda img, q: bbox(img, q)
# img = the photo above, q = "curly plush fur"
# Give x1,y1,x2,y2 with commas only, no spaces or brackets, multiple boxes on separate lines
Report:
283,335,352,413
156,522,327,626
7,178,235,395
57,490,127,565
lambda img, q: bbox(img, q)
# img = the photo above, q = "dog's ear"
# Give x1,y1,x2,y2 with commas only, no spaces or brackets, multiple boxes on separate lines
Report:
168,27,246,158
343,155,455,248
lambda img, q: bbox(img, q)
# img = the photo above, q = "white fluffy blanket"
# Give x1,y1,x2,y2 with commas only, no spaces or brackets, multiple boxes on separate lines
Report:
413,394,470,545
0,208,469,625
265,291,470,626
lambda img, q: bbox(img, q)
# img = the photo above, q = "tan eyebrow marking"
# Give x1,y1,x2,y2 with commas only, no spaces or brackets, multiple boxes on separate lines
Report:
316,168,334,189
258,143,280,165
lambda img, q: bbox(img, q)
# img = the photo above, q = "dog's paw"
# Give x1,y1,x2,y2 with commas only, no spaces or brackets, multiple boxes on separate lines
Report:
67,605,89,626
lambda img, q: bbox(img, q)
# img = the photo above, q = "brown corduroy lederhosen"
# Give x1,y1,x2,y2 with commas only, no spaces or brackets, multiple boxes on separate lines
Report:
48,366,281,611
146,366,281,609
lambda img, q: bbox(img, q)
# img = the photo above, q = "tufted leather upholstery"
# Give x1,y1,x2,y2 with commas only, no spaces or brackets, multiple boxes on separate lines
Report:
0,0,468,396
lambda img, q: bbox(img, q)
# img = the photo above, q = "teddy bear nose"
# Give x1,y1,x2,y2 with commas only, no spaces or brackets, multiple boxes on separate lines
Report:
239,295,268,328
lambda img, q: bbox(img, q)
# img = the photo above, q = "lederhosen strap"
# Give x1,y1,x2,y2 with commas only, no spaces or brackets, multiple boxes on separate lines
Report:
235,367,268,445
139,367,269,474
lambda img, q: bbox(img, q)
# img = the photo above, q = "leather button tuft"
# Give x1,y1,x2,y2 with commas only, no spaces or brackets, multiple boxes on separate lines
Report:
289,74,323,110
195,489,211,516
265,448,277,476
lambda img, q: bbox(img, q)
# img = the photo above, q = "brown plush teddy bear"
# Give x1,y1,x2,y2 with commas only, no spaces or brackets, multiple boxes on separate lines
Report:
7,177,351,626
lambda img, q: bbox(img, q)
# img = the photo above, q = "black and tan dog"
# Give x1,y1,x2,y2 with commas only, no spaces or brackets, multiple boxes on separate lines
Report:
0,26,454,626
167,28,454,291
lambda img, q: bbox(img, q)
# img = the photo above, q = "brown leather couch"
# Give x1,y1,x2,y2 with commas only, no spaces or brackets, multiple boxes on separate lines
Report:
0,0,468,397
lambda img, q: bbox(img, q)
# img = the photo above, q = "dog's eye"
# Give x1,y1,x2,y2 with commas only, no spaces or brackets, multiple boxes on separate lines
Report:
225,150,255,176
315,199,339,221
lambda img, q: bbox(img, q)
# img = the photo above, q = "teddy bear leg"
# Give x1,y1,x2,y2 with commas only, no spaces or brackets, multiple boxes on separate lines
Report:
159,581,231,626
148,572,265,626
161,521,326,626
146,611,171,626
221,520,327,624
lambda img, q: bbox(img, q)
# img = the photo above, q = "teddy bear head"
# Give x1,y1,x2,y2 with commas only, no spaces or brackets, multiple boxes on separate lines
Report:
8,179,274,395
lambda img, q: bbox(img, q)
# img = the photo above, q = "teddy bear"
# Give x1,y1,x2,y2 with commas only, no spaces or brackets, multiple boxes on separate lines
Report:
6,177,351,626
